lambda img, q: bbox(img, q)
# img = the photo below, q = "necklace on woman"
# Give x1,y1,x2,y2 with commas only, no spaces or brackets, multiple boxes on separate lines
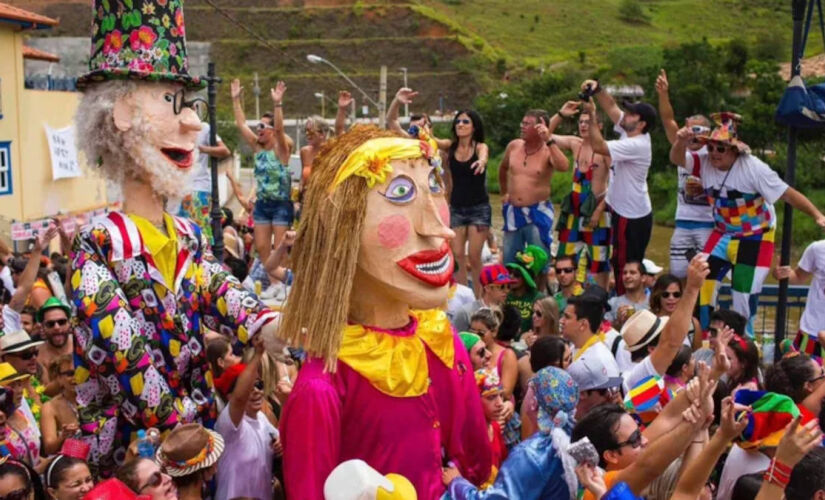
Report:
523,143,543,167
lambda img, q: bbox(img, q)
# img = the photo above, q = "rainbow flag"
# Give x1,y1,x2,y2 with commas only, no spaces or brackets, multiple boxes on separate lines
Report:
624,375,665,413
734,390,813,449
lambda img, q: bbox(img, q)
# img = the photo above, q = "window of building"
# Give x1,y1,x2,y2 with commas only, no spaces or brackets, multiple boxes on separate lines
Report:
0,142,12,195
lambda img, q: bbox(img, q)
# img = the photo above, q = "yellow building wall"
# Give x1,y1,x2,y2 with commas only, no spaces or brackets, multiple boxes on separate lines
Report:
18,89,108,221
0,29,24,222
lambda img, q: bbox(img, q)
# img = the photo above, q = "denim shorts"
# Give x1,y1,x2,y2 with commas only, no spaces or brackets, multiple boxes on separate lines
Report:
253,199,294,226
450,202,491,228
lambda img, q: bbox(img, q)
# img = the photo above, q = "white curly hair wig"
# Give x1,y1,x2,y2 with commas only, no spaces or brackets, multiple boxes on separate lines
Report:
75,80,194,199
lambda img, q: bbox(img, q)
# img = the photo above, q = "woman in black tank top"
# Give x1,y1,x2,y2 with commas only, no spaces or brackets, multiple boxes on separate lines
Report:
446,110,490,297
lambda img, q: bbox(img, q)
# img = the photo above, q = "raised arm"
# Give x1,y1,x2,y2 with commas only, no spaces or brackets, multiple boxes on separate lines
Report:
582,79,621,125
583,100,610,158
755,417,823,500
656,69,679,145
387,88,416,137
669,127,693,167
199,138,231,159
264,230,296,276
229,340,263,426
536,118,570,172
335,91,353,136
231,79,258,148
780,187,825,228
8,226,56,312
649,255,709,375
270,81,291,165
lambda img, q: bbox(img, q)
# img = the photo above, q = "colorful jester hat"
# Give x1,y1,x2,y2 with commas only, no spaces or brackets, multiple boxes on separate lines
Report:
475,368,502,397
505,244,549,290
733,389,817,450
699,112,750,153
77,0,204,89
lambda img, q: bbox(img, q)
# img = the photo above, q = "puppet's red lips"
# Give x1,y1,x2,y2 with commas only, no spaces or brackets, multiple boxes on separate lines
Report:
396,242,453,287
161,148,194,169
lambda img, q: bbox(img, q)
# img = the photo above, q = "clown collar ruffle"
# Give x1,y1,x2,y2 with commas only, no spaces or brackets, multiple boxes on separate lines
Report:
337,309,455,398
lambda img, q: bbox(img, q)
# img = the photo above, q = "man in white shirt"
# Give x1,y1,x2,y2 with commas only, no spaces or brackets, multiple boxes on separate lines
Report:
582,80,656,295
656,69,715,279
621,256,708,391
670,114,825,334
606,261,650,328
178,121,231,245
774,239,825,362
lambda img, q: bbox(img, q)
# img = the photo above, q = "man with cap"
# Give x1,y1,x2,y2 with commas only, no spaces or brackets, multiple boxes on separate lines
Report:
641,258,662,292
620,255,708,392
1,330,47,424
560,296,622,417
581,80,657,296
671,113,825,334
505,245,548,333
452,264,515,333
70,0,281,475
36,297,72,392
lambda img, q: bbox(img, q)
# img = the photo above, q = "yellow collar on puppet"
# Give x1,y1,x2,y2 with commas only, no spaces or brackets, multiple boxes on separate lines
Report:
337,309,455,397
330,136,441,191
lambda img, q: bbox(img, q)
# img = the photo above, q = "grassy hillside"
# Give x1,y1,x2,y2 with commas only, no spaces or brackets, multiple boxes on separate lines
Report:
418,0,822,66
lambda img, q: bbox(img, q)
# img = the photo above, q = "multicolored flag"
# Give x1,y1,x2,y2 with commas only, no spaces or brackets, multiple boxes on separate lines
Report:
733,390,813,449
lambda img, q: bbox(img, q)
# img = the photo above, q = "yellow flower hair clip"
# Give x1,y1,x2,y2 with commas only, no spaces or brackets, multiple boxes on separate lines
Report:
330,137,436,191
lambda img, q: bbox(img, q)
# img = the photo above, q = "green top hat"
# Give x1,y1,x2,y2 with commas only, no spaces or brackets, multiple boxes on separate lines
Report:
36,297,72,324
77,0,204,89
505,245,548,290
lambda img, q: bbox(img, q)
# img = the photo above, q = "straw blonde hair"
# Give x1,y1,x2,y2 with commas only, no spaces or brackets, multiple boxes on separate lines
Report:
279,125,402,367
534,296,560,336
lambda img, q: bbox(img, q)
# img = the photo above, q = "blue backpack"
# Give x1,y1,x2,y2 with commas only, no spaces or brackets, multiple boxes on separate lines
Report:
776,0,825,128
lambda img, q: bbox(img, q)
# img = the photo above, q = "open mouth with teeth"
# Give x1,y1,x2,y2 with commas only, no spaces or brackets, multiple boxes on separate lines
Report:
161,148,194,169
396,242,453,287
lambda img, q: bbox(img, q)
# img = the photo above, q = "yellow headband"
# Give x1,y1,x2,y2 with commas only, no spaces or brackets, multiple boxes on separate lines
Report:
330,136,440,191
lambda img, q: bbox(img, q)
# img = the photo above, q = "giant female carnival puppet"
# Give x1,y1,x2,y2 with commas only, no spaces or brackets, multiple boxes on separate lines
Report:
70,0,279,475
278,126,492,499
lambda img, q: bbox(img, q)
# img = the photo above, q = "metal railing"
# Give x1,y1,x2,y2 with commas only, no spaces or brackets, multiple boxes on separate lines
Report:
716,284,809,337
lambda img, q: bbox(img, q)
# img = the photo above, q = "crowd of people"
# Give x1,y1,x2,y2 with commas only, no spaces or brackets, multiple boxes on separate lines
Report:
2,0,825,497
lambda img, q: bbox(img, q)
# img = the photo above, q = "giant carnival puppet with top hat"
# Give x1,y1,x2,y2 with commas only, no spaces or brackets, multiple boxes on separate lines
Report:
70,0,280,475
276,124,492,495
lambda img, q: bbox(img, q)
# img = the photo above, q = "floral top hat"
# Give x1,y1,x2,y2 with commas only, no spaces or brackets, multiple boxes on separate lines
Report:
698,112,750,153
77,0,204,89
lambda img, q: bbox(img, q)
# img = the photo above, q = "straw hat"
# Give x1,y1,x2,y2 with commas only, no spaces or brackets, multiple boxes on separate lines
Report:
0,363,30,385
621,310,669,353
0,330,44,355
697,112,750,153
155,423,225,477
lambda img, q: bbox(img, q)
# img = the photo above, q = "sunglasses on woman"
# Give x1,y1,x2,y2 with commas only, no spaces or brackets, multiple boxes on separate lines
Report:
0,487,31,500
456,119,472,125
614,429,643,449
661,291,682,299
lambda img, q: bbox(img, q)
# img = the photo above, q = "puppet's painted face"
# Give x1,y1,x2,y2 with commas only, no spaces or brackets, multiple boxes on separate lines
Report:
113,82,202,196
356,157,455,309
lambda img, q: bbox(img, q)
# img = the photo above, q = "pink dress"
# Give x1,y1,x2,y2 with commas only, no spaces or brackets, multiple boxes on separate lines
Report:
280,316,492,499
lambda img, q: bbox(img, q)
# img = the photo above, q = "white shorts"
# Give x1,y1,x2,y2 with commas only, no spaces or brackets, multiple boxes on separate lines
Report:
669,224,714,278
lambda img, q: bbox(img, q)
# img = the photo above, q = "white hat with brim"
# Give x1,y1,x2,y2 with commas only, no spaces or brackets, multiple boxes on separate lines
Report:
621,310,669,353
642,259,663,275
0,330,45,355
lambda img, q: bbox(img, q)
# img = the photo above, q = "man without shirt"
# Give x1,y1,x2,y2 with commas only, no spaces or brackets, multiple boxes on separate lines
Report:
499,109,569,289
581,80,657,296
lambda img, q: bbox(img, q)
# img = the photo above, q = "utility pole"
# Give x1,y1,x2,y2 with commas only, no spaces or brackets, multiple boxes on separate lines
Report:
379,65,387,129
205,62,224,262
775,0,807,360
253,72,261,119
400,67,409,117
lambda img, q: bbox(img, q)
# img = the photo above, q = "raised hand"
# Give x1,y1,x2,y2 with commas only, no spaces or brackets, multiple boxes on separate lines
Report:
711,326,733,378
35,224,58,252
655,69,669,95
395,87,419,104
718,396,750,440
676,126,696,144
775,416,823,468
686,253,710,290
230,78,243,100
581,98,596,115
338,90,353,108
281,230,297,249
559,100,581,118
534,122,551,143
581,79,599,93
271,81,287,104
575,464,607,499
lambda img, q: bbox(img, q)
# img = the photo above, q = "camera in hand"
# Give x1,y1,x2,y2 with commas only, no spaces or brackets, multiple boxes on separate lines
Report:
578,82,598,101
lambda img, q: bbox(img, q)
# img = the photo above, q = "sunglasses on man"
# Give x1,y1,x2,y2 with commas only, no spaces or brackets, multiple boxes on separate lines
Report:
9,349,38,360
44,319,68,328
706,143,730,154
556,267,575,275
613,429,643,449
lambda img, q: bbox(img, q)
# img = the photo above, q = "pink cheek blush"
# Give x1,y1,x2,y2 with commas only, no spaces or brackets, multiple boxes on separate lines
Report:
377,214,411,249
438,202,450,227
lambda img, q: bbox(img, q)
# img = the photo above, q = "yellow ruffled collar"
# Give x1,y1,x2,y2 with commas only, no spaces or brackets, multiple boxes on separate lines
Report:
337,309,455,397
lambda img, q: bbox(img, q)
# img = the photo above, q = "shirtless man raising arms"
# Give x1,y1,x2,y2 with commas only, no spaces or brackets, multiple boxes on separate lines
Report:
499,110,569,284
548,101,611,289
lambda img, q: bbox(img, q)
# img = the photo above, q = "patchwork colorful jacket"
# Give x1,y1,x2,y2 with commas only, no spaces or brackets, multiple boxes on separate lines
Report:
70,211,277,474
